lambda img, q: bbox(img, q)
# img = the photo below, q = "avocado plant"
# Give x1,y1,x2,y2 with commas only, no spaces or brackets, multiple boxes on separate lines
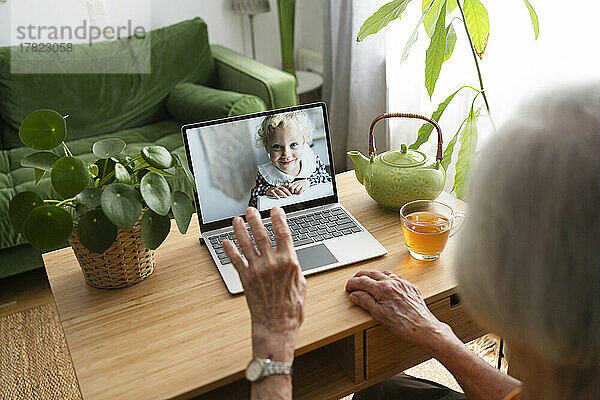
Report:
8,109,196,253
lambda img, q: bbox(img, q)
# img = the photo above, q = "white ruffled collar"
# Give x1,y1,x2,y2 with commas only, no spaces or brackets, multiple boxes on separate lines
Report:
258,145,317,186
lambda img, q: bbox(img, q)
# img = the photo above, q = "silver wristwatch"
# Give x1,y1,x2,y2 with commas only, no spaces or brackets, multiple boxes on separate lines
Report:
245,357,293,382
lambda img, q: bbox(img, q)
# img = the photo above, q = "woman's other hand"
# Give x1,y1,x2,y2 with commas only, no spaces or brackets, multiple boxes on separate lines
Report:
346,270,449,351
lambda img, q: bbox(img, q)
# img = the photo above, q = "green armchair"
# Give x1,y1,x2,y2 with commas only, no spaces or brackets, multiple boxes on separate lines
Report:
0,18,298,279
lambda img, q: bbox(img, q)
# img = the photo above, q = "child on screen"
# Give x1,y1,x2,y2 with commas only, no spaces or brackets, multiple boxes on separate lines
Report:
248,110,332,208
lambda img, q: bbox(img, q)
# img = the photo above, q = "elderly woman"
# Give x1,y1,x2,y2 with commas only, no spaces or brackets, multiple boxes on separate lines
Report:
223,84,600,399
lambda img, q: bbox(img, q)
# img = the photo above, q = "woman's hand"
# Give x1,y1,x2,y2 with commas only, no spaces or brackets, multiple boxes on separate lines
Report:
223,207,307,362
346,270,449,350
286,179,310,194
266,185,293,199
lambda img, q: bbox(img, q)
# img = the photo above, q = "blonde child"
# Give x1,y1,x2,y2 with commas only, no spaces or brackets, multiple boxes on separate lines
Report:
248,111,331,208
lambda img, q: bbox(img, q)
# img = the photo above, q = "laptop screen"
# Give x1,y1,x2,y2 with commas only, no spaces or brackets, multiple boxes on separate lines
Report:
182,103,337,231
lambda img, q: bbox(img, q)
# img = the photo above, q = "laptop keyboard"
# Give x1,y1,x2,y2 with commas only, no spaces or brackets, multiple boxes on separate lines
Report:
207,207,362,265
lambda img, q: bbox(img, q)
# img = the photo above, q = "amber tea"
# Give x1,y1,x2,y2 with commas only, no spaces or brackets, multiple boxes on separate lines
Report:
401,211,451,257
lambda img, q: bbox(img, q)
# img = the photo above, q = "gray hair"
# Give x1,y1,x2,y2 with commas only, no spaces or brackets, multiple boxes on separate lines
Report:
454,83,600,370
256,110,314,151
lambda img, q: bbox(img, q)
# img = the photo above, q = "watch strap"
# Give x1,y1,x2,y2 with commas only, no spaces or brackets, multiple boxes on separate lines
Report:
262,359,293,377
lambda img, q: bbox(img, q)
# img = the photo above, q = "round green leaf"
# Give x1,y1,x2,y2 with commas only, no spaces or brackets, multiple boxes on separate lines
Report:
92,138,126,159
18,109,66,150
76,188,102,214
114,163,131,183
21,151,60,171
141,146,173,169
51,157,90,198
9,191,44,233
140,171,171,216
100,183,142,228
171,191,195,234
23,205,73,250
77,209,117,253
141,209,171,250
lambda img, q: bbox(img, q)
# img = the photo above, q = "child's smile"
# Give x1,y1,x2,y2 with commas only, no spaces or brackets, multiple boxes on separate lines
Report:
268,126,305,176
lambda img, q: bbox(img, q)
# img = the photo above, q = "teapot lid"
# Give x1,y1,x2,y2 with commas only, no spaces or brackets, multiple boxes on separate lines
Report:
381,144,426,168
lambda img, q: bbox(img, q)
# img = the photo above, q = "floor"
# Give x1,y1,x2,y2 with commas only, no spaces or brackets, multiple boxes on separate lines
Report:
0,269,54,318
0,268,503,399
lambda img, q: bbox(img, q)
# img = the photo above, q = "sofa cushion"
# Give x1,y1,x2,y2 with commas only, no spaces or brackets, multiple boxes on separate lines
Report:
0,18,215,147
167,83,268,123
0,119,192,249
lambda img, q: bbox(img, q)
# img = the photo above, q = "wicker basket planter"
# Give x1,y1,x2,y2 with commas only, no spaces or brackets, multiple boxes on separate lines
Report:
69,218,155,289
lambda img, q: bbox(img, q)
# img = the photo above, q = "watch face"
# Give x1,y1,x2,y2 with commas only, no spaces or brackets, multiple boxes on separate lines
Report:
246,359,263,382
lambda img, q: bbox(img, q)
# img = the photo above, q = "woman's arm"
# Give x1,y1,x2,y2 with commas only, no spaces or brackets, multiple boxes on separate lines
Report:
223,207,306,400
346,270,521,400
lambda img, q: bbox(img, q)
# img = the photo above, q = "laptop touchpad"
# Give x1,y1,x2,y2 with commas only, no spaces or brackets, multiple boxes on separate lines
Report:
296,244,338,271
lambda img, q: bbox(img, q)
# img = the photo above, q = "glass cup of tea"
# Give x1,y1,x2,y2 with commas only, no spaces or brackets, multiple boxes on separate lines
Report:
399,200,465,261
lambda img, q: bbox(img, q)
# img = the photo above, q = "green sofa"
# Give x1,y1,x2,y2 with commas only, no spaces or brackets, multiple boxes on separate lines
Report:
0,18,297,279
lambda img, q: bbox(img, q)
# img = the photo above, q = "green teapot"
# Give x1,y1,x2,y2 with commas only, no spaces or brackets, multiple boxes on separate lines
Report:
347,113,446,210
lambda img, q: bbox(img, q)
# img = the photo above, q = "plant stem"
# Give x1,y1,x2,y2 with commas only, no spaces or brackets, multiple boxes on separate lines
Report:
61,142,73,157
456,0,497,131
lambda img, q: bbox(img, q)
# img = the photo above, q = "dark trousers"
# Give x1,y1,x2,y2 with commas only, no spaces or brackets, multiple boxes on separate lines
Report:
353,374,467,400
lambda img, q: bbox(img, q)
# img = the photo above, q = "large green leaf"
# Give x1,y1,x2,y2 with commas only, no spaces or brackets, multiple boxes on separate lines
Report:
51,157,90,198
171,191,195,234
454,107,478,200
21,151,60,171
141,146,173,170
114,163,131,183
18,109,66,151
410,86,466,150
100,183,142,228
140,171,171,216
463,0,489,58
23,205,73,250
423,0,457,37
424,2,447,98
444,23,457,61
92,138,126,159
441,116,467,171
141,209,171,250
523,0,539,39
8,191,44,233
76,188,102,214
357,0,412,42
77,209,118,253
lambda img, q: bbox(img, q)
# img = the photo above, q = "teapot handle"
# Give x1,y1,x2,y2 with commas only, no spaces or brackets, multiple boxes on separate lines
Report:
369,113,443,163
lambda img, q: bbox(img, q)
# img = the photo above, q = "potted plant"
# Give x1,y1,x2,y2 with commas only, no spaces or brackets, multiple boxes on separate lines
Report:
8,109,196,289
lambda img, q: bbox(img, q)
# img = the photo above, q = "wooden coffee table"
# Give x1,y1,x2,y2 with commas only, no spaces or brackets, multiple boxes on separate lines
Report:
43,171,485,399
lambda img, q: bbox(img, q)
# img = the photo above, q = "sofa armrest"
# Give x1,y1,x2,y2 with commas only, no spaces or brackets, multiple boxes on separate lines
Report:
167,83,267,123
210,45,298,109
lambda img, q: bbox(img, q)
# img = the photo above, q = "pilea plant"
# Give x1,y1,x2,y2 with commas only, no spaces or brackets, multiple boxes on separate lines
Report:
8,109,196,253
357,0,539,199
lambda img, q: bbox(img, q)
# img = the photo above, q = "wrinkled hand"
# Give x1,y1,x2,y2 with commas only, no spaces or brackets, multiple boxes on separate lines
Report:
266,185,293,199
223,207,307,361
346,270,447,348
286,179,310,194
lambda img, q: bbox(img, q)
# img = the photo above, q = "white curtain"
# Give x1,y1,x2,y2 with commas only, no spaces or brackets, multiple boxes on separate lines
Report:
322,0,388,172
386,0,600,192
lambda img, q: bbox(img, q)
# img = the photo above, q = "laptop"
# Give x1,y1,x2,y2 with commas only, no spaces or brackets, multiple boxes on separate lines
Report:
181,102,387,294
